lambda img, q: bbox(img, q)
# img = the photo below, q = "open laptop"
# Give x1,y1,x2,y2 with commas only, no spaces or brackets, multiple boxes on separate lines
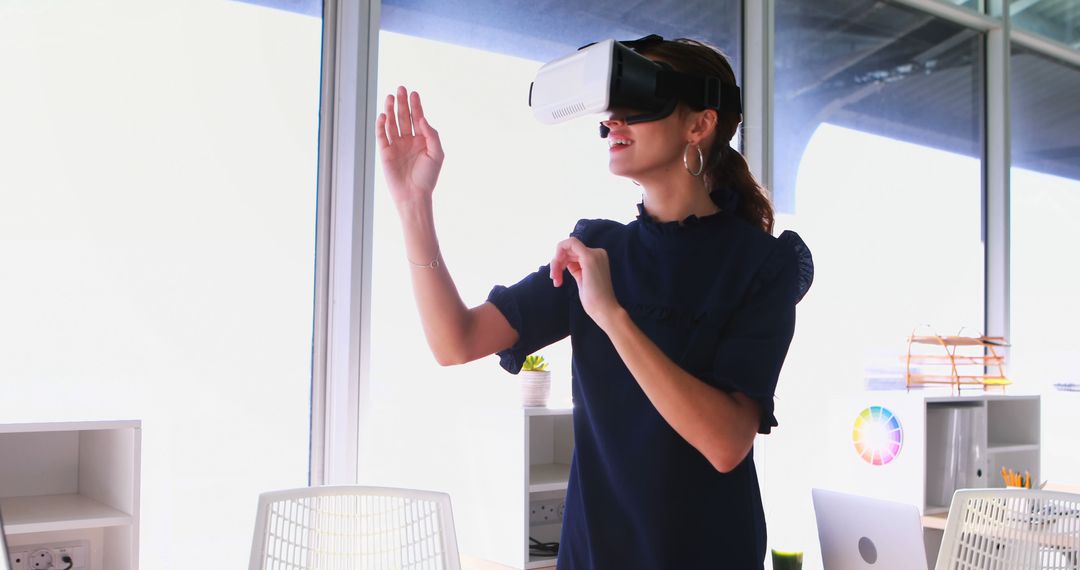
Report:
812,488,929,570
0,506,12,570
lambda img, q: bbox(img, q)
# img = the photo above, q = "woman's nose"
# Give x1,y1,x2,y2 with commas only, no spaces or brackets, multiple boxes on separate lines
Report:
601,116,626,128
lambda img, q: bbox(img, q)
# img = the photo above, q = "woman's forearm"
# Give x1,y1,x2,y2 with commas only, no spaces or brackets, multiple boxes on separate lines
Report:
396,198,473,365
598,308,760,472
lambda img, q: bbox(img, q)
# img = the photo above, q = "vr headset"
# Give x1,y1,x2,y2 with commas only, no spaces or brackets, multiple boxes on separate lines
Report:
528,34,742,138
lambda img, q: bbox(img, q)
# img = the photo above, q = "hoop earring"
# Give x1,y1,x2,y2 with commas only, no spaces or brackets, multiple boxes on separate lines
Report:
683,143,704,177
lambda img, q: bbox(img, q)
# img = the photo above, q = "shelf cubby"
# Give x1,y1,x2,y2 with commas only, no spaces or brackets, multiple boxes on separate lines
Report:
0,421,140,570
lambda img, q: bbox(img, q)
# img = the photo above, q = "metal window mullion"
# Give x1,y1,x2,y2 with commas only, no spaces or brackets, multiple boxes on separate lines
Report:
985,0,1010,351
308,0,338,488
742,0,773,197
889,0,999,30
743,0,772,486
1011,28,1080,68
311,0,380,486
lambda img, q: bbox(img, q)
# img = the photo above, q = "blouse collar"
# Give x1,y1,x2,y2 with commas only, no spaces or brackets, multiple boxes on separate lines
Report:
634,188,734,243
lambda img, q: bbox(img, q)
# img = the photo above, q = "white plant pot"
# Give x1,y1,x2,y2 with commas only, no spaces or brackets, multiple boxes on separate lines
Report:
520,370,551,408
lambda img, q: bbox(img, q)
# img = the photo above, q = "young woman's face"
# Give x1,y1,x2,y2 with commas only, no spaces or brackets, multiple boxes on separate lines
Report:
601,106,693,182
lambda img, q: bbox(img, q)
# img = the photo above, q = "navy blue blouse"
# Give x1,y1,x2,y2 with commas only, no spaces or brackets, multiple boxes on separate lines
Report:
486,196,813,570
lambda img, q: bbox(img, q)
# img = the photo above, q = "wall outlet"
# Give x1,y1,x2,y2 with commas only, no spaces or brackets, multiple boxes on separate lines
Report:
28,549,51,570
10,541,89,570
529,498,565,525
9,550,29,570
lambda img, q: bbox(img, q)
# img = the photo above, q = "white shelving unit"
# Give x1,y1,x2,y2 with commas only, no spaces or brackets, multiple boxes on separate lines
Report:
0,420,141,570
924,395,1040,513
523,408,572,569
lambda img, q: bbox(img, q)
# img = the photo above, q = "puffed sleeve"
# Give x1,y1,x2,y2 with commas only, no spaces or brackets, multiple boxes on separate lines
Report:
485,221,598,374
486,266,572,374
712,230,813,434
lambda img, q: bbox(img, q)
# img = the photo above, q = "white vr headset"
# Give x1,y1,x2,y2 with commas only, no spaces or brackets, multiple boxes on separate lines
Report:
529,34,742,138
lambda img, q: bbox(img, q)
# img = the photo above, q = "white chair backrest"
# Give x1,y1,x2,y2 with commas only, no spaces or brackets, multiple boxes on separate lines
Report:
249,485,462,570
935,488,1080,570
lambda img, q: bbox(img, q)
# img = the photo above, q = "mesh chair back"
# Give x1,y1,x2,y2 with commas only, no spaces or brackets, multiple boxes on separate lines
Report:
935,488,1080,570
249,486,461,570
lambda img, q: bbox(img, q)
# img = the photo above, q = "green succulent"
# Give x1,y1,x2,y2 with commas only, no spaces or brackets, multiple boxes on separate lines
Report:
522,355,548,372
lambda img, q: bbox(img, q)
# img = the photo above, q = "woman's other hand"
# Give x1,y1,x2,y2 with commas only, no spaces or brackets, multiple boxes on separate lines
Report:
376,86,444,206
550,238,622,328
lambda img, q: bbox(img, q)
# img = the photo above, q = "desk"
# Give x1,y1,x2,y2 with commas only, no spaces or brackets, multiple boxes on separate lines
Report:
462,555,557,570
922,512,949,531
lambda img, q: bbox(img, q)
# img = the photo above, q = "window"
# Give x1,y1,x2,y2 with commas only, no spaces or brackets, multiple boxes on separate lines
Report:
766,0,985,550
1009,0,1080,46
1009,46,1080,394
772,0,985,389
0,3,322,567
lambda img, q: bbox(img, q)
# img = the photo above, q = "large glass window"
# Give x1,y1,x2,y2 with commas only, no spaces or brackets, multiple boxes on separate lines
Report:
1009,45,1080,485
766,0,985,562
0,2,321,568
1009,0,1080,46
772,0,985,389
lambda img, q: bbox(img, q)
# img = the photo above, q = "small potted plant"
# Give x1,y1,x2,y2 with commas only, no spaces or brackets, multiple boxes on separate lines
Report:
520,354,551,407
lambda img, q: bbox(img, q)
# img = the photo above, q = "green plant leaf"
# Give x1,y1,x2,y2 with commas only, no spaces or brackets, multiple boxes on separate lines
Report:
523,354,547,372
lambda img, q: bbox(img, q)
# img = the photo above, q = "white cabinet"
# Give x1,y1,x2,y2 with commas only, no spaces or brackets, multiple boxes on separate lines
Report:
0,421,140,570
523,408,572,569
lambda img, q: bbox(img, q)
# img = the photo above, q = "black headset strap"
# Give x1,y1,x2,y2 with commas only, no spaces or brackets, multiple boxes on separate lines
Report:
661,70,743,115
577,33,663,51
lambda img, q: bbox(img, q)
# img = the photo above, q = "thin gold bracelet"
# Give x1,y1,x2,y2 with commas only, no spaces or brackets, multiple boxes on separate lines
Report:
407,253,441,269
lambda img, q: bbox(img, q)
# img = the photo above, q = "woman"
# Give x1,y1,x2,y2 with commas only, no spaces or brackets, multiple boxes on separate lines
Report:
377,37,813,570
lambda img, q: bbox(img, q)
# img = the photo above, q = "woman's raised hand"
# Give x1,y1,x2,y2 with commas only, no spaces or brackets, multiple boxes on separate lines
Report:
376,86,444,205
550,237,622,329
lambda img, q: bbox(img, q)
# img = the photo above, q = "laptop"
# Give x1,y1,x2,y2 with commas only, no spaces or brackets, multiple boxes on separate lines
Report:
0,506,12,570
812,488,929,570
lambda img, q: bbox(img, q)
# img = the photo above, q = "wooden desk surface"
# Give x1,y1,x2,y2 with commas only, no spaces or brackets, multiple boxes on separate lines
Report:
462,555,550,570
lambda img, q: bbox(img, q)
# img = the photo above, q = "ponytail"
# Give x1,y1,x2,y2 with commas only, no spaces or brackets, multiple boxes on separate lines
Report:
641,38,776,235
705,137,774,234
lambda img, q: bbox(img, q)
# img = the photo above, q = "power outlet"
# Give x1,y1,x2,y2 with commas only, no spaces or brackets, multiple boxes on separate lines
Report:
529,499,566,525
10,541,89,570
28,549,51,570
9,550,29,570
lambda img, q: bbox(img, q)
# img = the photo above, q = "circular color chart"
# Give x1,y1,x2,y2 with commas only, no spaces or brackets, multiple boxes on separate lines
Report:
853,406,903,465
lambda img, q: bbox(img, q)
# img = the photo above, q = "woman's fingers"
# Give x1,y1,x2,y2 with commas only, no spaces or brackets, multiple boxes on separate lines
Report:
411,92,444,160
550,238,591,287
380,88,436,152
550,242,570,286
375,113,390,150
395,85,413,138
383,93,400,140
416,115,443,161
410,90,426,124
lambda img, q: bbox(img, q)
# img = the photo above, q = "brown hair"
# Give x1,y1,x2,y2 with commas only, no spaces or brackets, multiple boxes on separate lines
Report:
639,39,775,234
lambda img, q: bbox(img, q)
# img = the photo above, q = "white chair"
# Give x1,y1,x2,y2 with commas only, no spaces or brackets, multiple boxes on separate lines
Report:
935,488,1080,570
249,485,462,570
